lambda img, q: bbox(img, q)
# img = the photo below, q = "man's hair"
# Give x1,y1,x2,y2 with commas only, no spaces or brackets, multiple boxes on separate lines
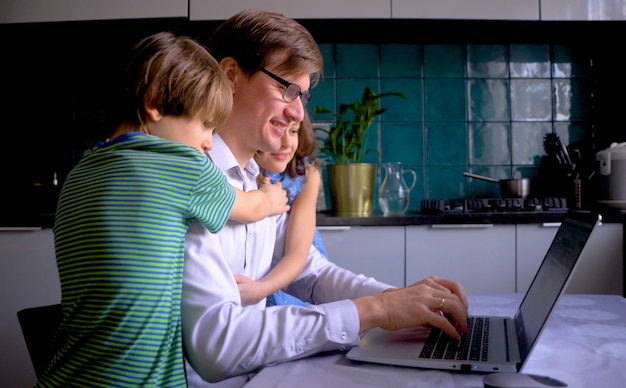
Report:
116,31,232,132
208,8,323,86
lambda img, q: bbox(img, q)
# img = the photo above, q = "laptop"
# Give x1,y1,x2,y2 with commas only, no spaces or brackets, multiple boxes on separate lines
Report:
346,211,602,373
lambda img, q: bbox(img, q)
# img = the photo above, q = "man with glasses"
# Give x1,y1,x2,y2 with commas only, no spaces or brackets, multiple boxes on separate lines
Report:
182,8,469,386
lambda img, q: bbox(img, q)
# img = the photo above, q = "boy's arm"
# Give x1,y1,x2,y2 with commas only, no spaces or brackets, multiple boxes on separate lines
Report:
251,165,321,302
228,181,289,223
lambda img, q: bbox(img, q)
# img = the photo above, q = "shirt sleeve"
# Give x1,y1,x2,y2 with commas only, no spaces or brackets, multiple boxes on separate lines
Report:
182,215,390,384
189,159,236,233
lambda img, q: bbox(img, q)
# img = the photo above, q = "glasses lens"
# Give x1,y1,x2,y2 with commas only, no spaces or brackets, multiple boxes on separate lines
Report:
284,84,300,103
300,91,312,106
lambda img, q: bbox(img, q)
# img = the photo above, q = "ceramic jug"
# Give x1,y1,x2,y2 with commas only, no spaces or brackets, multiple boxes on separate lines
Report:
378,162,417,216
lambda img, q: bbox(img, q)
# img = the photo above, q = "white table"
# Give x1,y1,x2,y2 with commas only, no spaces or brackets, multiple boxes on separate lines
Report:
244,294,626,388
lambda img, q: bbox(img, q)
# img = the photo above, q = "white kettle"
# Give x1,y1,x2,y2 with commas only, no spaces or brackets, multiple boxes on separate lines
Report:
596,142,626,206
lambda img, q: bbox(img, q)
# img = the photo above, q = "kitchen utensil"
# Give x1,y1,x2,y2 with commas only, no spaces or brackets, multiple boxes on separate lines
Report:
463,172,531,198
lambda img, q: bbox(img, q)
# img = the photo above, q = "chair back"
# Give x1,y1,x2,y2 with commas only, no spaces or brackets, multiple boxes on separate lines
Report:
17,303,62,378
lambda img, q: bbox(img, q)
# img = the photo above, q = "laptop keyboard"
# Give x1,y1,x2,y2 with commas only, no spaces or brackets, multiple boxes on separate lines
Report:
419,317,489,361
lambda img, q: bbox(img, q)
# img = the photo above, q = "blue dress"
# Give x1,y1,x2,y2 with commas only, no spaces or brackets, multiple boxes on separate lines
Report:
264,167,328,307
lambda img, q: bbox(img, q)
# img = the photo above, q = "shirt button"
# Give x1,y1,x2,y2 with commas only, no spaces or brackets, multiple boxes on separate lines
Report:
341,331,347,340
296,346,303,353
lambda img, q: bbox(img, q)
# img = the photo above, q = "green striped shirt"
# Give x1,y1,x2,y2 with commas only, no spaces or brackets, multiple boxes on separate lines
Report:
37,132,235,387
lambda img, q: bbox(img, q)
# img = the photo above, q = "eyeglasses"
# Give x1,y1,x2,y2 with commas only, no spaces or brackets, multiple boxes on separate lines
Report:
260,68,312,106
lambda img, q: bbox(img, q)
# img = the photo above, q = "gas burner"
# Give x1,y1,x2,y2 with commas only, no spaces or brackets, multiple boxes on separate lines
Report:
420,198,568,214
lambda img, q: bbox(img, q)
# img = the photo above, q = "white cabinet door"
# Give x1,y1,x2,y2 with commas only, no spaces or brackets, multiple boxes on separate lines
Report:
190,0,391,20
405,224,516,293
541,0,626,20
318,226,404,287
0,0,187,24
517,222,624,295
392,0,539,20
0,228,61,388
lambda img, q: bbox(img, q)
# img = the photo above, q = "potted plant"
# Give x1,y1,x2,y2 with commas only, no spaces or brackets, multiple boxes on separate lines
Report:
314,86,405,216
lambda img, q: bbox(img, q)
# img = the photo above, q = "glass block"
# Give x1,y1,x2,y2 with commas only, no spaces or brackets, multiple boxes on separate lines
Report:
467,44,508,78
425,122,467,166
510,79,552,121
309,77,335,122
424,79,466,122
511,122,551,165
380,122,423,165
318,43,336,78
424,44,465,78
426,166,470,199
381,78,422,122
552,45,591,78
468,79,510,122
510,44,550,78
554,79,593,122
553,122,593,145
336,44,379,78
469,123,511,165
335,78,379,118
381,44,422,78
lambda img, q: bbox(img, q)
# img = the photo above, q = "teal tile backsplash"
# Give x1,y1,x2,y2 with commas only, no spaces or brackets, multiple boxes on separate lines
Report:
310,43,594,212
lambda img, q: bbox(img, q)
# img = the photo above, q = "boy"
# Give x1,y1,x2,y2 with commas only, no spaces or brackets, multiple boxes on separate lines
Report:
37,31,287,387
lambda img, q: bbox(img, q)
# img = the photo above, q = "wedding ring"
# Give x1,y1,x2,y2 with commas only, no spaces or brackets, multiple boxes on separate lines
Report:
439,298,446,312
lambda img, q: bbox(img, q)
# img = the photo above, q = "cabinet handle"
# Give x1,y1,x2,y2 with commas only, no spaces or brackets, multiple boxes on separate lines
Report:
541,222,562,228
0,227,43,231
431,224,493,229
317,226,352,231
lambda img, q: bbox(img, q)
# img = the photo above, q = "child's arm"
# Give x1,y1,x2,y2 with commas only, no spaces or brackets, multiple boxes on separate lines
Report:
237,165,321,305
228,181,290,223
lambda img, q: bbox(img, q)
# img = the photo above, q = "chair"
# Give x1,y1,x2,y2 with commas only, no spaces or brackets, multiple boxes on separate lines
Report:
17,303,62,378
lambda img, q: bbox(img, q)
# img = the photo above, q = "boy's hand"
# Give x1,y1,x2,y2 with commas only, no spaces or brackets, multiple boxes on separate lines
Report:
259,178,289,215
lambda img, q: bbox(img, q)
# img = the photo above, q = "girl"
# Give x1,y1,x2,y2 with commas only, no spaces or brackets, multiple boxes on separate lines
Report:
235,112,329,307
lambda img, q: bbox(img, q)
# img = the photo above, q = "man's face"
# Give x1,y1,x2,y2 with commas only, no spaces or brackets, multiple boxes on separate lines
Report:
227,65,310,158
254,120,300,174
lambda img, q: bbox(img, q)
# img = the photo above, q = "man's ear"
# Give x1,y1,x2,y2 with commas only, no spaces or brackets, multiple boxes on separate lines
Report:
145,106,162,123
220,57,239,91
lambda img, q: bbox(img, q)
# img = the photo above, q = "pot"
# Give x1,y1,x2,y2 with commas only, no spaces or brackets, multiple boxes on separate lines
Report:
463,172,531,198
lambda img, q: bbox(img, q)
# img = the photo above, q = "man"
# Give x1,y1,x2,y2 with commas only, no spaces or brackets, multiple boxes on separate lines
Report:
182,8,469,386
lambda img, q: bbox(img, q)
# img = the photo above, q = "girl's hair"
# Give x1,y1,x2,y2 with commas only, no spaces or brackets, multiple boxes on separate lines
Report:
286,111,318,178
208,8,323,87
115,31,232,133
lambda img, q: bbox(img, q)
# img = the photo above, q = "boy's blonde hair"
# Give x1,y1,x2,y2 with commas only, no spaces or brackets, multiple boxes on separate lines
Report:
118,31,232,133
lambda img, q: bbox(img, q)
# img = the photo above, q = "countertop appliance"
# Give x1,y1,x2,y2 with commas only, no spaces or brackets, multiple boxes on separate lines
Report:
596,142,626,210
420,197,568,214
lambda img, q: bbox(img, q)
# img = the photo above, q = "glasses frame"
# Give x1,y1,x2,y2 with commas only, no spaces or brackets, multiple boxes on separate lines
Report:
260,68,311,106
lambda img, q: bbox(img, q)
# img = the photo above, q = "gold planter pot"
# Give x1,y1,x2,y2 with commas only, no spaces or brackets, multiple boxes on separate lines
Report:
327,163,376,217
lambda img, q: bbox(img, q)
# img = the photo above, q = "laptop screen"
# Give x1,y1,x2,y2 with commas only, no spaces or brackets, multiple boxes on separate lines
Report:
514,212,599,365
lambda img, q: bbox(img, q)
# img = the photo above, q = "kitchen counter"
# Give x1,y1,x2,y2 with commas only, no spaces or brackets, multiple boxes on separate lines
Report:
317,206,626,227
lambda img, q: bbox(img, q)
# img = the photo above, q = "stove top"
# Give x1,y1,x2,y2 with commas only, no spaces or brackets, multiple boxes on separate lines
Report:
420,197,568,214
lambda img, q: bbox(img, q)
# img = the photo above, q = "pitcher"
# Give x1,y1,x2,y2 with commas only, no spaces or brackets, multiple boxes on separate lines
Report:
378,162,417,216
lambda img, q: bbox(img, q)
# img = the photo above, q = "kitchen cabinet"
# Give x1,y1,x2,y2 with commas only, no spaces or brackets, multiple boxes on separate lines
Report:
318,226,405,287
391,0,539,20
0,0,187,24
541,0,626,21
0,228,60,388
405,224,517,293
189,0,391,20
517,222,623,294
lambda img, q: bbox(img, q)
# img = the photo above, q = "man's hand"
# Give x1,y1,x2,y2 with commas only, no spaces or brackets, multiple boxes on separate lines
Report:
354,276,469,340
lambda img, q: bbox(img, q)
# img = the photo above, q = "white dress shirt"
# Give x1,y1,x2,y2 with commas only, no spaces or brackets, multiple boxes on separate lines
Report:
182,135,391,386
